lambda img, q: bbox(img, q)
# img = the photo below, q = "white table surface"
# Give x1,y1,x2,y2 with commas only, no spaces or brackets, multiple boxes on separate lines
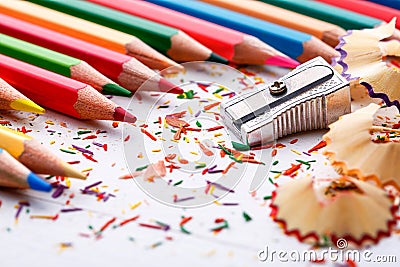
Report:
0,62,398,267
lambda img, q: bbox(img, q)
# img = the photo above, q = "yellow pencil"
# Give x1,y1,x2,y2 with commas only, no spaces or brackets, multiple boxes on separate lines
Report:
0,126,85,179
0,78,45,114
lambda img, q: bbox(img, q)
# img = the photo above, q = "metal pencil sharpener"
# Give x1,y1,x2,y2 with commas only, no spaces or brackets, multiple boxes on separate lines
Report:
221,57,351,147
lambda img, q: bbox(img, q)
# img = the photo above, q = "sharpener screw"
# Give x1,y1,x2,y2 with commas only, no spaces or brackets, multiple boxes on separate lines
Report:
269,80,286,96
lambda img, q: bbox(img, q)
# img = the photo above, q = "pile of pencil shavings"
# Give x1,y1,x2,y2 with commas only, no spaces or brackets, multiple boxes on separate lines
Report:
270,104,400,248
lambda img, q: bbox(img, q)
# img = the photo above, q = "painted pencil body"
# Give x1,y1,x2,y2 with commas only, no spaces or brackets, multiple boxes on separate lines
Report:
146,0,338,64
29,0,228,64
0,126,85,179
318,0,400,30
202,0,347,47
0,148,52,192
89,0,298,67
0,14,182,94
0,33,131,97
0,78,45,114
368,0,400,10
0,54,137,123
261,0,381,30
0,1,180,71
261,0,400,41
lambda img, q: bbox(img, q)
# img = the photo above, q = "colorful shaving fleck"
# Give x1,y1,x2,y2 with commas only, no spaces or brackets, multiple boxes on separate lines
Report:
308,140,327,153
282,164,302,176
116,216,140,228
179,216,192,234
231,141,250,151
80,181,115,202
30,214,59,220
243,212,252,222
72,145,93,155
203,102,220,111
206,181,234,193
52,183,68,198
139,223,169,231
173,195,195,203
15,201,30,222
82,153,98,162
211,218,229,234
130,201,142,210
141,128,157,141
60,148,76,154
60,208,83,213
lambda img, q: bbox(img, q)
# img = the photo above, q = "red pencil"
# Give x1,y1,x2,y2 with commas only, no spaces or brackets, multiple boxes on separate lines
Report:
317,0,400,29
89,0,299,68
0,54,136,122
0,14,182,94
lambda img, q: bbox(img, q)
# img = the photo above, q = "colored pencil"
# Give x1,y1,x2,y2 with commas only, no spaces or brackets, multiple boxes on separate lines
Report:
0,54,137,123
0,78,45,114
0,148,52,192
0,126,85,179
0,14,183,95
147,0,338,64
317,0,400,30
29,0,228,64
201,0,346,47
0,1,180,71
260,0,383,30
88,0,298,67
0,33,131,97
368,0,400,10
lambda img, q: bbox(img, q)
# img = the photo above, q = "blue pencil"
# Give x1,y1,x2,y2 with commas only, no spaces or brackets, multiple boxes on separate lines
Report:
147,0,338,63
0,148,52,192
367,0,400,10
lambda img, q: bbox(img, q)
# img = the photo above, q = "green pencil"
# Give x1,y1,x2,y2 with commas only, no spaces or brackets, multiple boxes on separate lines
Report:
30,0,228,64
0,33,131,97
260,0,382,30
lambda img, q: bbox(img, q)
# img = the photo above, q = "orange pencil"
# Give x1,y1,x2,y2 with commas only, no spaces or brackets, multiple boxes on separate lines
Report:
0,14,182,94
0,0,180,71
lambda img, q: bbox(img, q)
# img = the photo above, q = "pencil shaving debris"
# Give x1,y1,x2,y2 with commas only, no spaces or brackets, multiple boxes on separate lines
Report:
323,104,400,190
270,175,398,247
335,18,400,110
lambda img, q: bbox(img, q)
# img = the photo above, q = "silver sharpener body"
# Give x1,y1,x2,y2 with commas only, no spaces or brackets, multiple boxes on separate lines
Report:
220,57,351,147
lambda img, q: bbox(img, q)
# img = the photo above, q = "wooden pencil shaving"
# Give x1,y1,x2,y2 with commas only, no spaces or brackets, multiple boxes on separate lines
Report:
270,175,397,247
335,18,400,110
323,104,400,189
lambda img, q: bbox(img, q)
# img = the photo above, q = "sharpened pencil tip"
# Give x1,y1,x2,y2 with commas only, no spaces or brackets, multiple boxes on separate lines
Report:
207,52,229,64
10,99,45,114
113,106,137,123
265,55,299,69
27,172,52,192
62,162,87,180
158,78,184,94
102,83,133,97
